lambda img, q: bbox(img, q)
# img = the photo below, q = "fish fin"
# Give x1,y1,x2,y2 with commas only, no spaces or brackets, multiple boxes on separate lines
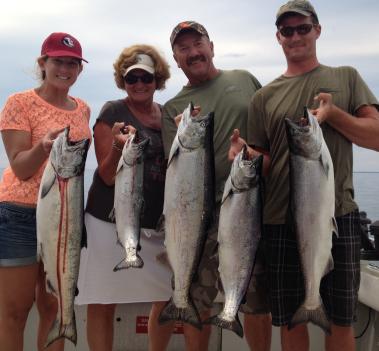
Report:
46,278,57,296
45,312,77,347
37,243,44,262
40,172,56,199
155,250,172,270
221,177,233,204
155,214,165,237
108,208,115,222
158,297,202,330
167,138,180,167
116,237,123,247
332,217,338,237
113,255,144,271
289,301,331,334
75,286,79,297
323,256,334,276
204,313,243,338
81,221,87,248
319,153,330,177
115,157,124,175
240,294,247,305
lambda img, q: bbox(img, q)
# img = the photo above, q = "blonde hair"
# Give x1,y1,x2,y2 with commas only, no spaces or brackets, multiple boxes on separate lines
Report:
113,44,170,90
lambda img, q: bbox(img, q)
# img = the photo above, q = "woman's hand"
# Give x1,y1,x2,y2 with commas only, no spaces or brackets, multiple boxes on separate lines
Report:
1,126,66,180
111,122,136,150
40,127,67,156
95,121,138,186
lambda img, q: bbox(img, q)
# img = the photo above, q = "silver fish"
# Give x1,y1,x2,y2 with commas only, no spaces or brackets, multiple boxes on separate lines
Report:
111,131,149,271
158,103,215,329
207,146,263,337
37,127,89,346
285,108,337,334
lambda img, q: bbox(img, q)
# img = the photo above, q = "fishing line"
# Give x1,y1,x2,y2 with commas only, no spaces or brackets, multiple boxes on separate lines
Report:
354,306,372,339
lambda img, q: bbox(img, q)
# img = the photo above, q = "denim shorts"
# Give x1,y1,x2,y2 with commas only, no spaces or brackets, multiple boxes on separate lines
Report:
0,202,38,267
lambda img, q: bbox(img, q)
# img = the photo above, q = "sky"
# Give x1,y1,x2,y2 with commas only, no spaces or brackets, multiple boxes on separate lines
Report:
1,0,379,171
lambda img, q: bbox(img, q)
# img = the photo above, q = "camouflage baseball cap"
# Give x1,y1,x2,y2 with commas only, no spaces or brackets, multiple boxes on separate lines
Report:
275,0,318,26
170,21,209,48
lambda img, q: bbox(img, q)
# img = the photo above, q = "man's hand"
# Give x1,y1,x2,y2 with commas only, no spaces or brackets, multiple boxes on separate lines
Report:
228,129,247,161
174,105,201,126
310,92,334,124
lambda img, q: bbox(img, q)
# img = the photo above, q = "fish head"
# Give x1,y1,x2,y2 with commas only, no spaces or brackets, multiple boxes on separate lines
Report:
50,127,89,178
177,103,214,150
285,108,322,159
230,145,263,191
122,130,150,165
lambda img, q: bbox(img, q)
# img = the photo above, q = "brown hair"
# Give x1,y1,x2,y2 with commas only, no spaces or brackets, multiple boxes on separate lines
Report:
35,55,83,81
113,44,170,90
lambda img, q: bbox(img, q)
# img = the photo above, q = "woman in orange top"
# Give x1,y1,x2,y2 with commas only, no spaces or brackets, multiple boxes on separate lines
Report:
0,32,91,351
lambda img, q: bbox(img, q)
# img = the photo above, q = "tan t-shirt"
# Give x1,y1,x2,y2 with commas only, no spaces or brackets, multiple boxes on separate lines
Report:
248,64,379,224
162,70,262,202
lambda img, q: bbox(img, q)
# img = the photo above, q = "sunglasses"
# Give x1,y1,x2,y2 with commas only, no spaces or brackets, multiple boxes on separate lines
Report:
124,73,155,85
279,23,315,38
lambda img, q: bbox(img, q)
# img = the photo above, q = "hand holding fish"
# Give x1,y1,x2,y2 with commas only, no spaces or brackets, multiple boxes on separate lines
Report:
228,129,248,161
41,127,67,156
174,105,201,126
311,92,334,124
111,122,136,149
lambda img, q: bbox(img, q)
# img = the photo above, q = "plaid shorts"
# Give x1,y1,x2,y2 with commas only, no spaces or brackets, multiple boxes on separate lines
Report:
264,210,361,326
190,207,270,315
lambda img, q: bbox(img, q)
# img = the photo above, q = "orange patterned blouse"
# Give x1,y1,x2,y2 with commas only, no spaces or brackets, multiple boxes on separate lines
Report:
0,89,91,205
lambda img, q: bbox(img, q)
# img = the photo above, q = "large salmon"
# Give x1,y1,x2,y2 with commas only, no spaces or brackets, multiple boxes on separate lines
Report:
37,127,89,346
285,108,337,333
208,147,263,337
111,131,149,270
159,103,215,329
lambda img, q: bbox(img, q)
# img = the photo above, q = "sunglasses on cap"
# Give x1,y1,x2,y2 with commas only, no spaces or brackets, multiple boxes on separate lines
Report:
279,23,315,38
124,73,155,85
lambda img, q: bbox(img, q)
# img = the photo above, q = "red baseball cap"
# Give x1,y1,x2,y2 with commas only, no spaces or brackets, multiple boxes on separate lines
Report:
41,32,88,63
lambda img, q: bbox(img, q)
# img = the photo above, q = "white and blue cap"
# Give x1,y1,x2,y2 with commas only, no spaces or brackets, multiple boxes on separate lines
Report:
123,54,155,77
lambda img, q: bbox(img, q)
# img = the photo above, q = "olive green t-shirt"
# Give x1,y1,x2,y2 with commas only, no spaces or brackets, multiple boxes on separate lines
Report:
162,69,262,202
248,64,379,224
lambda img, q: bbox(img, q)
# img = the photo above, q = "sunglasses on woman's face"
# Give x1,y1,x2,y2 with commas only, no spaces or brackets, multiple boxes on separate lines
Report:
279,23,315,38
124,73,155,85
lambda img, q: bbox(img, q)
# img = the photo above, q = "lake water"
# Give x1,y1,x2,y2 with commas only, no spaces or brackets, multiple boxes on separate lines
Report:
0,168,378,222
84,169,379,223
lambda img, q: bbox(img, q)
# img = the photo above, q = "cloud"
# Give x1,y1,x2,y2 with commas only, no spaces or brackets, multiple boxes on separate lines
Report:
0,0,378,172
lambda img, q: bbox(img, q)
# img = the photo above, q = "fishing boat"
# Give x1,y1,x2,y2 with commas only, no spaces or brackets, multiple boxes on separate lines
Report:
23,218,379,351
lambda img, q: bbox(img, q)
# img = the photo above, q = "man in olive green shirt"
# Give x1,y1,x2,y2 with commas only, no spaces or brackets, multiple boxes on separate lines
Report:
161,21,271,351
230,1,379,351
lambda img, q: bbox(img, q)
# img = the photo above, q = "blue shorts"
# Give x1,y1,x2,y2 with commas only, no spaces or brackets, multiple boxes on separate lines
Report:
0,202,38,267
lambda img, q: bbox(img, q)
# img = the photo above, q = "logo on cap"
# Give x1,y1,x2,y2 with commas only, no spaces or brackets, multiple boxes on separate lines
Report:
62,37,75,48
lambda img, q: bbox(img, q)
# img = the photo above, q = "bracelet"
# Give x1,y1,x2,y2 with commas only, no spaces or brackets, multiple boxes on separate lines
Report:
112,141,123,152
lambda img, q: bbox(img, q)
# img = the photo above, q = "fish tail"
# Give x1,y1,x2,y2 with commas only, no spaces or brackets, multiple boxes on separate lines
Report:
113,255,144,271
158,297,202,330
205,313,243,337
289,303,331,334
45,313,77,347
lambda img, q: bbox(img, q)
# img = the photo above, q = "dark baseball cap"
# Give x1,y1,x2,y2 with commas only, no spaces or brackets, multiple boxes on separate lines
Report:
276,0,318,26
170,21,209,48
41,32,88,63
